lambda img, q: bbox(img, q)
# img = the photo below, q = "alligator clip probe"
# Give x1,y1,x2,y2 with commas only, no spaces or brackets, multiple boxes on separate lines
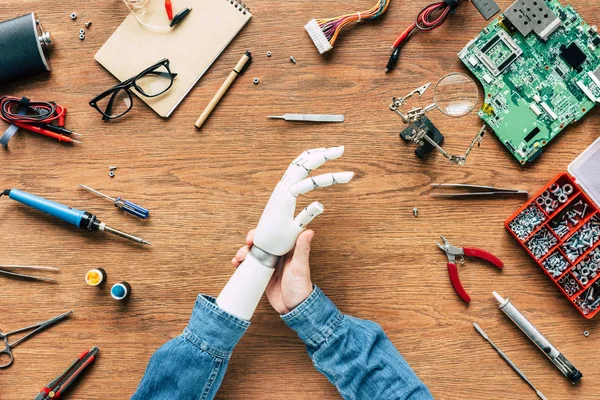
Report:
36,347,99,400
78,184,150,219
436,235,503,303
0,189,151,245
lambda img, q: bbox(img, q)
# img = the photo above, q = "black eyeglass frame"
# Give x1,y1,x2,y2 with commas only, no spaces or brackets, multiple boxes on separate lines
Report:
89,58,178,120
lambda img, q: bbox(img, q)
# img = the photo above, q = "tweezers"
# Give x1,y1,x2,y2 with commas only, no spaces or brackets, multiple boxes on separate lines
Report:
0,265,60,283
430,184,528,198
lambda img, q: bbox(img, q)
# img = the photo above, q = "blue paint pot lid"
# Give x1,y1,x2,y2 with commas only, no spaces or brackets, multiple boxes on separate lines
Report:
111,283,128,300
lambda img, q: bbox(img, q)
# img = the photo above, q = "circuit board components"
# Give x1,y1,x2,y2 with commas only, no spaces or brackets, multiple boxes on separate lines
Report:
459,0,600,164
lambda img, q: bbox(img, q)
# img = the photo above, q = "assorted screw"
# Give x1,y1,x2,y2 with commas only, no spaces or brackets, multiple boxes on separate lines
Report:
561,215,600,262
572,247,600,286
559,274,581,297
575,280,600,315
509,205,546,240
536,183,575,214
542,251,570,278
413,207,418,217
527,227,557,259
549,199,590,238
290,56,296,64
85,21,92,28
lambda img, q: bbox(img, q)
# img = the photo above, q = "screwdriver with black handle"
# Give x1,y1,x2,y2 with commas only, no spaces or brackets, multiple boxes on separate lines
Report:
78,184,150,219
1,189,151,245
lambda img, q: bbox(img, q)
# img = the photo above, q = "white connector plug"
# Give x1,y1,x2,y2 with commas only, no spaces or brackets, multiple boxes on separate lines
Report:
304,19,333,54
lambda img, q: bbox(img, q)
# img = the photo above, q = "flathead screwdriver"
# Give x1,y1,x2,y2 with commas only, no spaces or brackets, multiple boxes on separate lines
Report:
78,184,149,219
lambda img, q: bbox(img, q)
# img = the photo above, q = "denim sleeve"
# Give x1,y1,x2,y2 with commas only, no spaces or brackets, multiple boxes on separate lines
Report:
131,295,250,400
282,286,433,400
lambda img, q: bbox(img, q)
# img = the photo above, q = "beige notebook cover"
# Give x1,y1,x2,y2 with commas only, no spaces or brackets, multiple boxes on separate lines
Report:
95,0,252,117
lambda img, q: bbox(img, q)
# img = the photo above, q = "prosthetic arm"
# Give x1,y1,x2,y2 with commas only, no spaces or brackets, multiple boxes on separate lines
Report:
216,146,354,320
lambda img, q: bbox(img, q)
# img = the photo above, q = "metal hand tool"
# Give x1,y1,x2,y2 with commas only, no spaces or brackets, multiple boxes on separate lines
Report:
78,184,150,219
0,265,59,283
436,235,503,303
267,114,345,122
473,323,547,400
0,189,151,245
36,346,99,400
430,183,529,198
493,291,583,384
0,311,73,368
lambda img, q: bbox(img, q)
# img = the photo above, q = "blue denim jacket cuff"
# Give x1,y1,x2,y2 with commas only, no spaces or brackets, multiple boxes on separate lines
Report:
183,294,250,359
280,285,344,348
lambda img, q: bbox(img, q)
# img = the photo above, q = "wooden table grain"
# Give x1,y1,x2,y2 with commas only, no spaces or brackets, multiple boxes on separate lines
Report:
1,0,600,398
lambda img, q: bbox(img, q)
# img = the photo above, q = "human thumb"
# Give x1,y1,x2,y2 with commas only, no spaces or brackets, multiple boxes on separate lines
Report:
292,230,314,268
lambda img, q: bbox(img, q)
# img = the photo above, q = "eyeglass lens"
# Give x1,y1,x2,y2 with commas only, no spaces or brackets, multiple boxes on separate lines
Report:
134,64,174,97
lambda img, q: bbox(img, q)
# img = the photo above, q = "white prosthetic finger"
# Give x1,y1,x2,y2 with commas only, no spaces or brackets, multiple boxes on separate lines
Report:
288,171,354,196
283,146,346,186
294,202,324,227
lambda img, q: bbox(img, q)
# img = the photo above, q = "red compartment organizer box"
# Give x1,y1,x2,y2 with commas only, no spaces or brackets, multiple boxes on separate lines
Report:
505,138,600,319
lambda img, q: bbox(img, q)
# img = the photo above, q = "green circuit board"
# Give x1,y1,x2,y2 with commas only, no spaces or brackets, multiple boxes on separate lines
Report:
459,0,600,164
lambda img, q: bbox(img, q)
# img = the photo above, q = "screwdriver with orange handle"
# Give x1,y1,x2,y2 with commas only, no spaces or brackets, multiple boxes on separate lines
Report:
35,347,99,399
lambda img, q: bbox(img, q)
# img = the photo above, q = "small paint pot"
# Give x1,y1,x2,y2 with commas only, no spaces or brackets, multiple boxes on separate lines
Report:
111,282,131,300
85,268,106,286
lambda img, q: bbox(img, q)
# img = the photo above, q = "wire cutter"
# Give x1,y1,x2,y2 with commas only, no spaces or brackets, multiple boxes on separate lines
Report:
436,236,504,303
0,311,73,368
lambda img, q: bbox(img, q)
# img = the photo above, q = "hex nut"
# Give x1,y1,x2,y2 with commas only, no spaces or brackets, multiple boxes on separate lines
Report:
79,33,85,40
584,330,590,337
70,12,77,20
253,78,259,84
80,28,85,34
109,171,115,178
266,51,272,57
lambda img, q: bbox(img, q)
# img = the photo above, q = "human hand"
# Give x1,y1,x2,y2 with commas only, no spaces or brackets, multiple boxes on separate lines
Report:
233,229,314,314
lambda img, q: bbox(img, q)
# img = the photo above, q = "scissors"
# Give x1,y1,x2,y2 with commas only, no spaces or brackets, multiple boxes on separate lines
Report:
0,311,73,368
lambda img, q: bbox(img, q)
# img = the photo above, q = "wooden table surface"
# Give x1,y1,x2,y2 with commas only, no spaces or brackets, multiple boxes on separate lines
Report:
2,0,600,398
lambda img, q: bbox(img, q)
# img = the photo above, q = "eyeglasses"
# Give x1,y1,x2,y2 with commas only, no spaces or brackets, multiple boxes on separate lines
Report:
90,58,178,120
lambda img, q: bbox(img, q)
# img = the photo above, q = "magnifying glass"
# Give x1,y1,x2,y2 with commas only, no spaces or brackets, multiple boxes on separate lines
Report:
421,72,479,118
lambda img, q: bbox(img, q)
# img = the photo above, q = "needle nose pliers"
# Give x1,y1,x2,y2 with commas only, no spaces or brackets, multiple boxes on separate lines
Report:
436,235,504,303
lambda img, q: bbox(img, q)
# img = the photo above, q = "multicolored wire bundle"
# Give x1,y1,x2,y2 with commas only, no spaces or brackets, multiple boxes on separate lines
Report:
386,0,461,72
305,0,391,54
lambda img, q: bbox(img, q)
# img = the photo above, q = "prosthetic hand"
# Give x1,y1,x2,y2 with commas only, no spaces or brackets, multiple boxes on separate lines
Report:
216,146,354,320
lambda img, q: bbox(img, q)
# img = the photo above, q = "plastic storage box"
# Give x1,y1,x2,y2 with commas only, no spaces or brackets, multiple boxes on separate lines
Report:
506,137,600,319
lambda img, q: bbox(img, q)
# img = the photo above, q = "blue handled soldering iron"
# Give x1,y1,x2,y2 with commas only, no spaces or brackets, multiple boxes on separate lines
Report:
1,189,151,245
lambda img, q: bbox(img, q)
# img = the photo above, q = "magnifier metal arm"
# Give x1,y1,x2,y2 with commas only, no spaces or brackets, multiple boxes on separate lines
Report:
216,146,354,321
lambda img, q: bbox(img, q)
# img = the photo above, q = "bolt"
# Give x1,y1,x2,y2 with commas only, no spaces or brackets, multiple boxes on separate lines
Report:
290,56,296,64
413,207,418,217
85,21,92,28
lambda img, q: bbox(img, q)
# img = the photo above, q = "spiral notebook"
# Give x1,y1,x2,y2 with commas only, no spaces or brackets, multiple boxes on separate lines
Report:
95,0,252,117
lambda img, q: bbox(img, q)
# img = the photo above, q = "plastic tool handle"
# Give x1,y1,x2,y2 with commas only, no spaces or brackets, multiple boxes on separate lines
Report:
116,198,150,219
448,263,471,303
464,247,504,268
8,189,85,227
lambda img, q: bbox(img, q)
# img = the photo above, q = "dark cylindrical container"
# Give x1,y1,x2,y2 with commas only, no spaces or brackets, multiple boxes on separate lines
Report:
0,13,52,83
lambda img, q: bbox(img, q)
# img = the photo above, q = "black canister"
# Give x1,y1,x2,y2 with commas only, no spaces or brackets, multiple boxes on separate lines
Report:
0,12,52,83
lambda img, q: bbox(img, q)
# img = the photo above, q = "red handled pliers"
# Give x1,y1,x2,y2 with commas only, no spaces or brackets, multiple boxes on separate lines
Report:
436,235,504,303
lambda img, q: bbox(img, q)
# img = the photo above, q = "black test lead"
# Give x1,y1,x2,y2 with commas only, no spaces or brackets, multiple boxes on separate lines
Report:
169,7,192,27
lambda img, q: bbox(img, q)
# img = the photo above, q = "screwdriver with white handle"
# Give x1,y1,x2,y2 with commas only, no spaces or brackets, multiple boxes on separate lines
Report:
78,184,149,219
0,188,151,245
